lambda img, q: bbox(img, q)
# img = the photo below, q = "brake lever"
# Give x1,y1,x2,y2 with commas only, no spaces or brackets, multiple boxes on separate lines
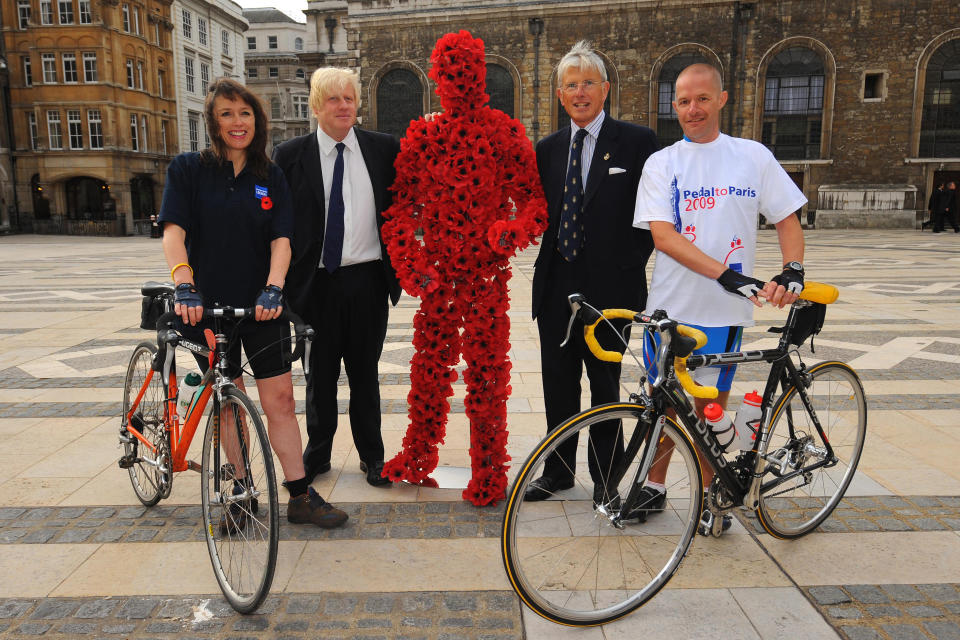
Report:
560,293,585,348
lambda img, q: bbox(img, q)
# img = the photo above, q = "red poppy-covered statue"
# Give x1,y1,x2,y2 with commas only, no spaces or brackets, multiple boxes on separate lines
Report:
380,30,547,505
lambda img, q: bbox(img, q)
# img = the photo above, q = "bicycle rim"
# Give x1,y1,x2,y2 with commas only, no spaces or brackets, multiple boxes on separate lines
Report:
757,361,867,539
200,387,279,613
121,342,167,506
502,404,702,626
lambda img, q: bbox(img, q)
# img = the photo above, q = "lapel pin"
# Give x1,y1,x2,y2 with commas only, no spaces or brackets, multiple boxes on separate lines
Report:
603,153,610,161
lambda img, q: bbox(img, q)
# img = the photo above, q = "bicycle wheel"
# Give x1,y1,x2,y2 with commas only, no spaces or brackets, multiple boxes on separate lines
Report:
757,361,867,539
120,341,169,506
502,403,702,626
200,387,279,613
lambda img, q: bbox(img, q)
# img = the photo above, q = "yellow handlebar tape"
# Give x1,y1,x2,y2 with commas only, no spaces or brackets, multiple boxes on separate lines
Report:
673,324,718,399
799,281,839,305
582,309,637,363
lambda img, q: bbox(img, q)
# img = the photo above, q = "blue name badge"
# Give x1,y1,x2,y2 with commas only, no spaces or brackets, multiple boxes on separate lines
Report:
254,185,268,199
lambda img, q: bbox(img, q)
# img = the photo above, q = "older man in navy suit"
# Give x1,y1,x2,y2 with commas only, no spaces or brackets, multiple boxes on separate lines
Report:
273,67,402,488
526,41,659,505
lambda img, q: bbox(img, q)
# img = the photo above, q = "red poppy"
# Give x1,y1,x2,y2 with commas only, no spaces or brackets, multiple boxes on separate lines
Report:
260,196,273,210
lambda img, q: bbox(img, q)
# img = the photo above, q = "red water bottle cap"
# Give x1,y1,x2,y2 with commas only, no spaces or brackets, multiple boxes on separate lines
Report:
744,390,762,406
703,403,724,421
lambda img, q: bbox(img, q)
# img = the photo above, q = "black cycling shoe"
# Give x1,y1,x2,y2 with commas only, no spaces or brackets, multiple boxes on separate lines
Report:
697,506,733,536
624,486,667,522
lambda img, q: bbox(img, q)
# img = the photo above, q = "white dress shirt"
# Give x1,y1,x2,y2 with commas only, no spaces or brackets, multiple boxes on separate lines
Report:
316,127,382,268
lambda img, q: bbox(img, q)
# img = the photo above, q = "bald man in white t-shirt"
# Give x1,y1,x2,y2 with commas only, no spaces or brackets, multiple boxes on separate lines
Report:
631,63,806,535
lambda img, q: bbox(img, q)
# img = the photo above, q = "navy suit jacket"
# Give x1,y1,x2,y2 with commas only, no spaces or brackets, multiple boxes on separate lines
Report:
532,117,658,319
272,127,402,315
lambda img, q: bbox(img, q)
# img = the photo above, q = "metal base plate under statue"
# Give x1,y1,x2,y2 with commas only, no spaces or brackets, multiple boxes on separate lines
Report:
403,466,472,489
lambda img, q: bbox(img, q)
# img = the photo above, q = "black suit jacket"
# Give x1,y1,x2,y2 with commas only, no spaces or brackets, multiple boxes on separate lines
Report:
531,117,659,319
272,127,402,315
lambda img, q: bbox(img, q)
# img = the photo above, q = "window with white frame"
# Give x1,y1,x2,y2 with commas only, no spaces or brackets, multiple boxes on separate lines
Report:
295,37,303,51
154,21,160,45
133,6,140,34
130,114,139,151
268,67,278,79
48,111,63,149
42,54,57,83
58,0,74,24
200,61,209,90
268,35,277,49
247,66,258,79
28,113,39,150
126,59,134,87
63,53,78,83
271,97,281,119
121,3,130,31
185,57,195,93
140,116,148,152
221,29,229,55
188,113,199,151
182,9,192,39
87,110,103,149
136,60,143,89
198,17,207,46
247,36,256,50
68,110,83,149
23,57,33,87
157,69,165,97
293,95,308,119
160,120,167,154
40,0,53,25
18,0,31,29
83,52,96,82
78,0,91,23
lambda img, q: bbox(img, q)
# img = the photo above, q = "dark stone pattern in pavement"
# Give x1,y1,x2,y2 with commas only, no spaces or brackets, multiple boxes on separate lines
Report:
739,496,960,534
805,584,960,640
0,591,522,639
0,502,507,545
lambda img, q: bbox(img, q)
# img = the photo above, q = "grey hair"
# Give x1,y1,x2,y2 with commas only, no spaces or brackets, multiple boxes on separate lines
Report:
556,40,607,83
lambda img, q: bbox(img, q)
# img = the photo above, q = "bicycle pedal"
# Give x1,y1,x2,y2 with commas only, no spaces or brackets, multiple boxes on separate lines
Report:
118,454,137,469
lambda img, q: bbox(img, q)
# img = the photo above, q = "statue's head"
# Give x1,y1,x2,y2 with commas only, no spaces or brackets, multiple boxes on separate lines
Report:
429,30,488,112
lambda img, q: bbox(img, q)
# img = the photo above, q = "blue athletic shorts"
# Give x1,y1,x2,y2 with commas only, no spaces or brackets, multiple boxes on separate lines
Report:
642,324,744,393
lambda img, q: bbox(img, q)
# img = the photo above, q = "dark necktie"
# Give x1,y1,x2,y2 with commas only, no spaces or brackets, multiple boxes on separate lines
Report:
558,128,588,261
323,142,346,273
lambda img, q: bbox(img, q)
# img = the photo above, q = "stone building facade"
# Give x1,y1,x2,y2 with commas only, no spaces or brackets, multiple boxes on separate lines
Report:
2,0,178,234
304,0,960,228
242,8,310,155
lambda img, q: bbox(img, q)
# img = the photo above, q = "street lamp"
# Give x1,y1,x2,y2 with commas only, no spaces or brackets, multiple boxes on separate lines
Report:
528,18,544,143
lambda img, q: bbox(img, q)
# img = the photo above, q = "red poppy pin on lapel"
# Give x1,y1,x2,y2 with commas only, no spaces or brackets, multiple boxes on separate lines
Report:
260,196,273,210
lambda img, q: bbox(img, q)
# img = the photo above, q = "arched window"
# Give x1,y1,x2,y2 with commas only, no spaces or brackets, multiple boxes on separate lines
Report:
376,68,423,140
271,97,281,120
65,176,107,220
920,39,960,157
295,68,305,80
294,37,303,51
486,63,514,117
656,52,712,148
761,47,824,160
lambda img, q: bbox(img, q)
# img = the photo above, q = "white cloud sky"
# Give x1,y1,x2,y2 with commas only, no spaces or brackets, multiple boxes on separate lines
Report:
234,0,306,23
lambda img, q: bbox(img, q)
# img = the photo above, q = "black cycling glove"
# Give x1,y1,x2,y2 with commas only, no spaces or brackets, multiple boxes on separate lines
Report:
717,268,766,299
255,284,283,311
771,266,804,295
174,283,203,309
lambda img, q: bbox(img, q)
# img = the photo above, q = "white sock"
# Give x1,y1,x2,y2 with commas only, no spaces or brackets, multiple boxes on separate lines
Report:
644,481,666,493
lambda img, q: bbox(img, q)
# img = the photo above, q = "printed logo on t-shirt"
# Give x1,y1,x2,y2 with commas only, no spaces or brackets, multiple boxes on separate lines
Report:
679,184,757,214
725,235,744,272
254,184,268,199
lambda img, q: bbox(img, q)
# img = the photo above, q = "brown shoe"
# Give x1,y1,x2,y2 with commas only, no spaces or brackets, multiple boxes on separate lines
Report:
287,487,348,529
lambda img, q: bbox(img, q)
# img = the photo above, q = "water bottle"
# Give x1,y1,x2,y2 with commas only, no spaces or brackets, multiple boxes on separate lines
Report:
177,372,202,420
702,402,736,452
734,390,763,451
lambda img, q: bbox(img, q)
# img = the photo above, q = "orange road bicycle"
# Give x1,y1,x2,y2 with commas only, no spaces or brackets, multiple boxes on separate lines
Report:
502,281,867,626
118,281,313,613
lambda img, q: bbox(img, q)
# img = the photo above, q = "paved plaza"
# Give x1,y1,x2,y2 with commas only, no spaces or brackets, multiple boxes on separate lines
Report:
0,229,958,639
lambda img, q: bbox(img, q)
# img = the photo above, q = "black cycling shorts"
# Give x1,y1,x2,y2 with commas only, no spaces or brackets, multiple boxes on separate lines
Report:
178,317,291,380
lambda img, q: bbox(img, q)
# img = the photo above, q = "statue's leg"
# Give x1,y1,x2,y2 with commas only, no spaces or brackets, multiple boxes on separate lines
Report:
460,271,512,506
383,285,461,485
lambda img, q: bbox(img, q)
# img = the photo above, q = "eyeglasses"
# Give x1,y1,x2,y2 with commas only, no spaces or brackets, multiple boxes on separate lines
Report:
562,79,604,93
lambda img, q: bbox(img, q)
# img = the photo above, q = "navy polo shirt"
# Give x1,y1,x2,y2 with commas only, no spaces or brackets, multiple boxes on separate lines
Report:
159,152,294,308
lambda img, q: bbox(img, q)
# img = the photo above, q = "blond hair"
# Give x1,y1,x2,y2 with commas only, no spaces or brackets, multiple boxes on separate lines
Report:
308,66,362,114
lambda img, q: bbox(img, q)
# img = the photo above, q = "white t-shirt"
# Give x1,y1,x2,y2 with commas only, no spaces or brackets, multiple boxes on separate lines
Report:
633,133,807,327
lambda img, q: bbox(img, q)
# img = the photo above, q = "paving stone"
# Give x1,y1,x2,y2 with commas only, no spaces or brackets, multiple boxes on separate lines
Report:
919,585,960,602
232,616,269,631
365,503,391,516
30,599,80,619
285,595,321,614
389,524,420,538
55,528,93,543
424,525,451,538
315,619,350,629
877,496,912,509
913,518,948,531
116,506,147,519
101,623,138,634
838,628,883,640
478,617,515,629
0,600,34,618
323,595,358,615
912,497,945,507
125,529,159,542
865,605,902,617
75,519,105,528
21,529,56,543
161,527,195,542
906,605,946,617
0,508,26,520
402,616,433,628
86,507,117,518
92,528,126,543
874,518,911,531
883,585,925,602
881,623,929,639
116,597,160,619
924,620,960,640
424,503,451,514
365,514,389,524
444,594,478,612
23,508,53,520
75,598,118,618
485,593,515,611
401,594,436,612
827,606,862,619
146,620,183,632
358,618,393,628
845,518,881,531
845,585,890,604
16,622,52,635
276,619,311,631
360,525,387,539
396,503,420,514
364,595,396,613
0,529,27,543
946,603,960,615
809,586,852,605
441,617,475,627
55,507,86,519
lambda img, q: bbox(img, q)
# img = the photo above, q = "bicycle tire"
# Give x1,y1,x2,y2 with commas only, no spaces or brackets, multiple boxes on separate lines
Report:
756,361,867,539
502,403,703,626
120,341,169,506
200,387,279,613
